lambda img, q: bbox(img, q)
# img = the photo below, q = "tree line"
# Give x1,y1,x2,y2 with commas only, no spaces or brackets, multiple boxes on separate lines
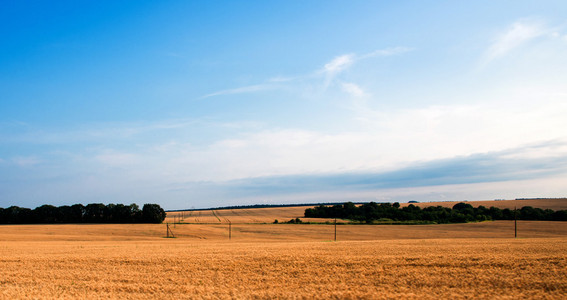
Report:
0,203,166,224
305,202,567,223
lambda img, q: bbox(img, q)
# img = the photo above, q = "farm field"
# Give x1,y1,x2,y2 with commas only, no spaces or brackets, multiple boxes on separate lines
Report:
165,198,567,224
403,198,567,210
165,206,345,224
1,198,566,299
1,238,566,299
1,221,567,242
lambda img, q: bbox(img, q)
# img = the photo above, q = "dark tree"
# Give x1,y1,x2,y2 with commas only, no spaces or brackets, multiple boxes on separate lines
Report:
142,204,166,223
129,204,142,222
84,203,106,223
0,206,32,224
304,201,567,224
70,204,85,223
552,210,567,221
0,203,166,224
58,205,74,223
33,205,59,223
452,203,474,214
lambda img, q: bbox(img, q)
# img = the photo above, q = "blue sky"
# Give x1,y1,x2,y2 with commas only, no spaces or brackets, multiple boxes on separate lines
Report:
1,1,567,209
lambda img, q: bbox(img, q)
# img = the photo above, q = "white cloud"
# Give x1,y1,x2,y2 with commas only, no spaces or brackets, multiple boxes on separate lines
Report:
323,54,354,74
200,84,275,99
95,150,141,167
6,96,567,208
482,20,546,64
362,47,413,58
8,84,566,188
149,97,566,182
340,82,366,97
177,171,567,207
0,119,205,145
200,47,410,99
320,48,412,90
499,140,567,160
321,48,411,77
38,87,566,184
268,76,297,83
12,156,42,167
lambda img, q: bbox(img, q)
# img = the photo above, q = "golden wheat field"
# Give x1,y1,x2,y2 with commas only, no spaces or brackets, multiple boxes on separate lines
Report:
1,199,566,299
1,238,566,299
163,198,567,224
403,198,567,210
164,206,346,224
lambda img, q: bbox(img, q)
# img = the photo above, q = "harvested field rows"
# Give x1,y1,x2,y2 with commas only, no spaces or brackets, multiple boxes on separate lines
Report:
165,207,340,224
151,221,567,241
0,221,566,242
2,199,566,299
165,199,567,224
404,198,567,210
1,238,566,299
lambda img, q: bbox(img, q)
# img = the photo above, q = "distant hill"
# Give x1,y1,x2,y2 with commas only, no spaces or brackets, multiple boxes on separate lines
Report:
165,198,567,224
167,202,364,212
170,198,567,212
400,198,567,211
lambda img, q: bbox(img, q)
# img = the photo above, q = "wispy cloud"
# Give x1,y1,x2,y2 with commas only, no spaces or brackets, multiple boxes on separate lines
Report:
220,139,567,194
0,118,268,156
492,21,543,54
12,156,42,167
322,48,412,89
268,76,297,83
3,116,566,207
200,47,411,99
321,54,355,89
361,47,413,59
200,84,277,99
323,54,355,74
340,82,366,97
153,139,567,207
481,19,547,65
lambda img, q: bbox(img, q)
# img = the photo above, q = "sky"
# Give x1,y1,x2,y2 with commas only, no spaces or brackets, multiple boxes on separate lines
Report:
1,1,567,210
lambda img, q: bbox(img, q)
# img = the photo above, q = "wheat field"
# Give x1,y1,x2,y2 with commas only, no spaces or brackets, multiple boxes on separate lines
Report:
164,206,343,224
164,198,567,224
403,198,567,210
1,220,566,242
1,238,566,299
1,199,566,299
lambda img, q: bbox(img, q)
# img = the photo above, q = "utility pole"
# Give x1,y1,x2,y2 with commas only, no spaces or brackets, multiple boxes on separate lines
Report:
514,206,517,238
334,218,337,241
